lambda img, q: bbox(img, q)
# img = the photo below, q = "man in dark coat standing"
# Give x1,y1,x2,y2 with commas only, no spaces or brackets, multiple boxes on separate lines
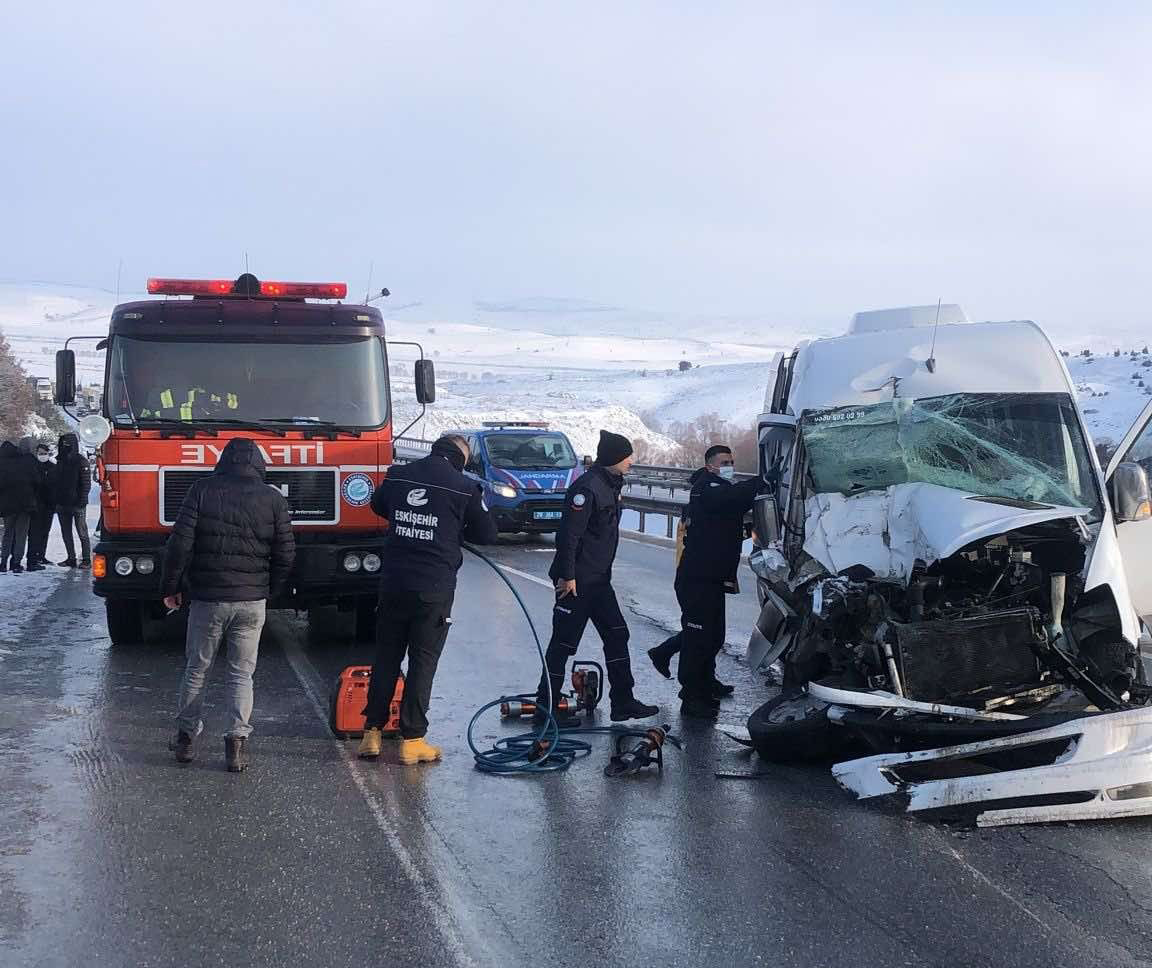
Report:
648,444,759,717
161,438,295,772
26,440,55,570
358,435,497,764
0,440,39,574
52,432,92,568
534,430,659,726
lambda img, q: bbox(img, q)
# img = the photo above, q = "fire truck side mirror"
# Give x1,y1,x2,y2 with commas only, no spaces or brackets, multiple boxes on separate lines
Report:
415,359,436,405
54,350,76,405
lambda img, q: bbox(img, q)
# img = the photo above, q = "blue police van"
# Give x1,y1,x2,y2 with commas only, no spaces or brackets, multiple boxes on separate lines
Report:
455,422,584,534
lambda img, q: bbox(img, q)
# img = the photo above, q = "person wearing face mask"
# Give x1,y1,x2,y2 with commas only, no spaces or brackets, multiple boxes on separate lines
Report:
647,444,759,718
26,441,56,570
358,435,497,765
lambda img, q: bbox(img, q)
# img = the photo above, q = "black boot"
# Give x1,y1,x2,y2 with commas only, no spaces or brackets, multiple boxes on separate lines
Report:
680,698,720,719
26,560,45,572
647,646,673,679
58,558,77,568
225,736,248,773
610,698,660,722
10,563,23,575
0,559,7,573
709,679,735,698
169,730,195,763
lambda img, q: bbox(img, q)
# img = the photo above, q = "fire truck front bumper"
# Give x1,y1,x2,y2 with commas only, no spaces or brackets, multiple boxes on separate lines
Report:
92,536,386,607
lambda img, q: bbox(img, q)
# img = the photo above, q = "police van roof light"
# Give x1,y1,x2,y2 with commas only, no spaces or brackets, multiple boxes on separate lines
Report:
481,421,550,429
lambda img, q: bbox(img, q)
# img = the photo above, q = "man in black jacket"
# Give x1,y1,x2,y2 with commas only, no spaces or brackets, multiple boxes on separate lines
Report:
27,440,55,570
534,430,659,725
0,440,39,574
161,438,296,772
649,444,759,717
52,432,92,568
358,435,497,764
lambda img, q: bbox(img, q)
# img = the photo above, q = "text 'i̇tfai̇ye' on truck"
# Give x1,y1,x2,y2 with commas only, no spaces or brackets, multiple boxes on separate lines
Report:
53,273,436,644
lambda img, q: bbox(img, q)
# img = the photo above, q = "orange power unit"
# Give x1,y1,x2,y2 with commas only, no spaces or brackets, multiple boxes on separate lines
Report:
329,666,404,739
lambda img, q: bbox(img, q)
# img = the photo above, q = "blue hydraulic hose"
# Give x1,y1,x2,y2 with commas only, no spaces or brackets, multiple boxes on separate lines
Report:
462,545,652,774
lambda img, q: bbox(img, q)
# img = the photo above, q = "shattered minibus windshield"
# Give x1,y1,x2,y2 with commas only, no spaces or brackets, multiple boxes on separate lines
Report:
801,393,1100,514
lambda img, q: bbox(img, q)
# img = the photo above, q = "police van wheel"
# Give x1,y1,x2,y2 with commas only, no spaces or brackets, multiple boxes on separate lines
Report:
106,600,144,646
354,599,378,642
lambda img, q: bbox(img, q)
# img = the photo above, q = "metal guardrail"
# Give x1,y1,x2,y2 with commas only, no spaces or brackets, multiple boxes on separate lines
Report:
392,440,747,539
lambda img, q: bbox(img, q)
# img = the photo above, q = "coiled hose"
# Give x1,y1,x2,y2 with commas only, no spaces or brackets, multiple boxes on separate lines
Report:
463,544,656,774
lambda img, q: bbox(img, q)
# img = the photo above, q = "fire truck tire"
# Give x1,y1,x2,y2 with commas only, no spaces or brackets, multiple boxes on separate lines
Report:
354,598,378,642
105,600,144,646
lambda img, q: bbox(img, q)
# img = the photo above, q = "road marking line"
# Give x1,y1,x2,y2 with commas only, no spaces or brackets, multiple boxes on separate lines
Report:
279,638,481,967
492,562,554,588
944,844,1052,933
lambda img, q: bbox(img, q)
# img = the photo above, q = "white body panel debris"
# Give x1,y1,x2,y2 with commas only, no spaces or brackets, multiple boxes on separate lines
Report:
831,707,1152,827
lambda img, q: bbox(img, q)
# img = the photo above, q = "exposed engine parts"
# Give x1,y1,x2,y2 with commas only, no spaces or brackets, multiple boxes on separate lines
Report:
778,518,1141,712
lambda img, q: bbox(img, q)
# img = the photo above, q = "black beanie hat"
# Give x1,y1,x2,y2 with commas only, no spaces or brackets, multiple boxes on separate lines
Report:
595,430,633,467
431,436,467,471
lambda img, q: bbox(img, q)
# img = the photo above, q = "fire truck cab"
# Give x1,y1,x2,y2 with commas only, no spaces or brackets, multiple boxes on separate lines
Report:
55,273,435,645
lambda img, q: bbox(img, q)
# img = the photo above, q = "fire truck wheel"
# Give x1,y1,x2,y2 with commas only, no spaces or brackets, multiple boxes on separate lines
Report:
354,598,378,642
106,600,144,646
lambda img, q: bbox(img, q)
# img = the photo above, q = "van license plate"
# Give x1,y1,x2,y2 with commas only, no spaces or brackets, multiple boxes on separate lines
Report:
534,511,563,520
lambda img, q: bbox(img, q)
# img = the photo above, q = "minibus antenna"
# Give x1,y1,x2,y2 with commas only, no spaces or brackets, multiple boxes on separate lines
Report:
926,298,942,373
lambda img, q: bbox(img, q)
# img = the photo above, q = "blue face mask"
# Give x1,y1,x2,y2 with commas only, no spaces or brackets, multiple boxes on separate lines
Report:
717,466,735,481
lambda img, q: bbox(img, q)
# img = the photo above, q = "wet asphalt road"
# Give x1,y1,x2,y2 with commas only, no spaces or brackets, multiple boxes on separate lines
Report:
4,536,1152,968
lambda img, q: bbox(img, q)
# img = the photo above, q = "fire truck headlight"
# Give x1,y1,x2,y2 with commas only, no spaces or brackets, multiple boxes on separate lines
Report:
135,557,155,576
343,554,362,573
362,553,381,573
492,484,517,499
114,556,135,577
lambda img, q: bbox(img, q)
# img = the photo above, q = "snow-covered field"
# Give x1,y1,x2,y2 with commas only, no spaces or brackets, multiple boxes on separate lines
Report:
3,281,1150,457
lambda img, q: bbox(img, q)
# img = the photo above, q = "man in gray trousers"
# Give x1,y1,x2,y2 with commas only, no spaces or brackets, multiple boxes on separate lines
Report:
160,438,295,772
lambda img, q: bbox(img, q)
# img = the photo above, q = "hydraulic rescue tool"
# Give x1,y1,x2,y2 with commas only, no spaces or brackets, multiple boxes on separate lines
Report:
461,545,682,775
499,661,604,721
604,725,681,777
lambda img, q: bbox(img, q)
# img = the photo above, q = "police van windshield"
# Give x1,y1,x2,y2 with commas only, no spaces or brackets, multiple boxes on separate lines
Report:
106,336,388,428
485,433,577,469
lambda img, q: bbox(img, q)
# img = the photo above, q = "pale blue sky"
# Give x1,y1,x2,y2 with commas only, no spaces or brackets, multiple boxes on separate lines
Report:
3,2,1151,331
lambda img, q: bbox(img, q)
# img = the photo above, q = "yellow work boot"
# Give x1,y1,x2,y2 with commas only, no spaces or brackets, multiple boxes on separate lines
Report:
399,737,442,765
357,727,383,759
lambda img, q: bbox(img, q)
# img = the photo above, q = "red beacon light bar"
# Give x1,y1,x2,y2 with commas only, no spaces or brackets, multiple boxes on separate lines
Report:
147,276,348,300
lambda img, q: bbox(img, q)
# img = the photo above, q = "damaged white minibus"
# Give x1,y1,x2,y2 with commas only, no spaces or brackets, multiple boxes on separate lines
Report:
747,305,1152,763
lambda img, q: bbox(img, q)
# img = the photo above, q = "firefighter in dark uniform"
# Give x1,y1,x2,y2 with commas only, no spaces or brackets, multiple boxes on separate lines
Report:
535,430,659,725
648,444,759,717
358,435,498,764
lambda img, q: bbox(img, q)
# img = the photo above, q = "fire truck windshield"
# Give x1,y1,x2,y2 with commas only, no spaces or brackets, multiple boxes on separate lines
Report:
106,337,388,428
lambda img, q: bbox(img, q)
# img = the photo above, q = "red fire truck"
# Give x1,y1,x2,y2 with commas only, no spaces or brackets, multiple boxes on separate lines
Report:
54,273,434,644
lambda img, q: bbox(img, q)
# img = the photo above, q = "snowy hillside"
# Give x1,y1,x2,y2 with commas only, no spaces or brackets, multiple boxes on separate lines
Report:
2,281,1150,458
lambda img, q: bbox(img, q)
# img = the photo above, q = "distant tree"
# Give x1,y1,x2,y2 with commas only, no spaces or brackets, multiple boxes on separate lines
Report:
678,360,692,372
0,327,39,440
1114,349,1122,357
1145,346,1150,354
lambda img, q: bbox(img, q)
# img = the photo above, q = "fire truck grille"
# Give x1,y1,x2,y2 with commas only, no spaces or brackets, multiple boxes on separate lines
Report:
162,469,338,524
